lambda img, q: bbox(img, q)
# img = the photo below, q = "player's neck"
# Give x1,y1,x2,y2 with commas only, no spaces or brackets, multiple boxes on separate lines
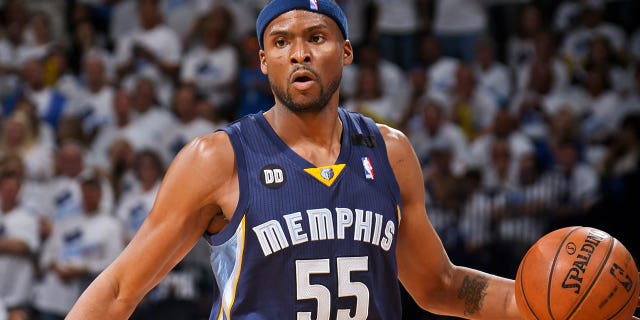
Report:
265,105,343,166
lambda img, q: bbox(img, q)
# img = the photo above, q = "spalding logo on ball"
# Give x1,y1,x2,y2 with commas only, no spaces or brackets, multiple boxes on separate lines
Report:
515,226,639,320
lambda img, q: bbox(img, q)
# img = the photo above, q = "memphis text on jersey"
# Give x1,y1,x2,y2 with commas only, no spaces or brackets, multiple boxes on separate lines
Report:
252,206,396,256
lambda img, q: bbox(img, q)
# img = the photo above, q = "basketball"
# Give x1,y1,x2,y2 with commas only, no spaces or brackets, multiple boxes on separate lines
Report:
515,226,639,320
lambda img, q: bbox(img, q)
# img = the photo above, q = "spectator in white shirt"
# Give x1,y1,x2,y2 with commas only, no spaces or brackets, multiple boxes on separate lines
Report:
0,171,40,318
75,52,116,143
16,10,55,65
121,77,176,156
574,65,623,144
472,36,512,109
66,19,112,77
510,58,574,141
479,137,518,193
43,141,114,231
88,88,134,173
161,83,222,165
341,42,410,115
34,174,123,320
506,3,545,72
116,149,164,244
560,0,626,71
0,104,54,182
515,31,570,94
414,34,459,110
114,0,181,106
342,64,398,127
180,4,239,121
3,57,71,131
575,35,634,95
468,109,534,172
448,63,498,141
406,97,469,175
47,45,86,118
0,154,48,221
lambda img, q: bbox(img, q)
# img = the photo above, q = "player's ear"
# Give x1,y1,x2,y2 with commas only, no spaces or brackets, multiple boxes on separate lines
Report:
259,50,268,75
343,40,353,66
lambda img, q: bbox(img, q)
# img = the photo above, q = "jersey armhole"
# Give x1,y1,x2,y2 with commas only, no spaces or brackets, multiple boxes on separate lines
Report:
206,126,250,246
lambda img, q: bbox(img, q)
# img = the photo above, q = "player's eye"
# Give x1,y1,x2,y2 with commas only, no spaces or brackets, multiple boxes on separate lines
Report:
310,34,325,43
274,38,287,48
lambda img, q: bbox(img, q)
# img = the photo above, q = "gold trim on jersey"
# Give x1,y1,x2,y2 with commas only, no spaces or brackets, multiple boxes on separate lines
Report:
221,216,246,319
303,164,346,187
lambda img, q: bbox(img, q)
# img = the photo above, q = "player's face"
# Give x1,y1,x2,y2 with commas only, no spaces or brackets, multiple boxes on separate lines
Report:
260,10,353,113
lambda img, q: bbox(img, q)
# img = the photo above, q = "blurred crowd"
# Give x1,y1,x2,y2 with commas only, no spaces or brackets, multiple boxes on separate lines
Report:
0,0,639,319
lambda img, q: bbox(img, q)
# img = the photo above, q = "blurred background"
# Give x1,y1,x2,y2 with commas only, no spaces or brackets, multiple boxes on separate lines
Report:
0,0,639,319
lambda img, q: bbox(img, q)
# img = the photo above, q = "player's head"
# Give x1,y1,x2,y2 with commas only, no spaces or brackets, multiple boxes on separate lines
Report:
256,0,353,113
256,0,349,50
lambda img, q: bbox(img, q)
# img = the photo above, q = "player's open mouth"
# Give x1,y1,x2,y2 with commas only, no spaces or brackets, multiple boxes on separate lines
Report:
291,71,317,90
291,69,316,82
294,76,313,82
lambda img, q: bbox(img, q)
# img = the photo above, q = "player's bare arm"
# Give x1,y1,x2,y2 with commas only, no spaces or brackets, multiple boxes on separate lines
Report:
66,131,237,320
379,124,523,320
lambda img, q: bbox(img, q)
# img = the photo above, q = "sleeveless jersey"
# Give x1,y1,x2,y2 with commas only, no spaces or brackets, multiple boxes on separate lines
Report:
207,109,403,320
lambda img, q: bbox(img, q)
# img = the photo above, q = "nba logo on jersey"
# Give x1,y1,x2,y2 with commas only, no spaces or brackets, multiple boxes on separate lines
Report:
309,0,319,10
362,156,375,180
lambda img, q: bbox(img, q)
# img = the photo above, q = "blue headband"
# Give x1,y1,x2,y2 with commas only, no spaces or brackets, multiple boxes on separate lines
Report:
256,0,349,49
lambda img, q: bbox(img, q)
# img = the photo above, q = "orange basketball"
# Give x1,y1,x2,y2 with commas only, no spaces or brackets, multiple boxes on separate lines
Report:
515,226,639,320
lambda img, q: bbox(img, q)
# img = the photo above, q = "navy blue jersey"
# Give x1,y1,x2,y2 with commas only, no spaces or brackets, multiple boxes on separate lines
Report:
206,109,403,320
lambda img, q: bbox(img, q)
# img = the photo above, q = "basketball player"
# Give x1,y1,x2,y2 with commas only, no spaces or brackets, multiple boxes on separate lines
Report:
65,1,629,319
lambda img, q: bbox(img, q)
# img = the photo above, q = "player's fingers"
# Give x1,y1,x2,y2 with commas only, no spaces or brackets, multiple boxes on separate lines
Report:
633,290,640,320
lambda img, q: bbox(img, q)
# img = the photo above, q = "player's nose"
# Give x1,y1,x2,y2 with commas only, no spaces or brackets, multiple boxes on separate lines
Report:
290,41,311,64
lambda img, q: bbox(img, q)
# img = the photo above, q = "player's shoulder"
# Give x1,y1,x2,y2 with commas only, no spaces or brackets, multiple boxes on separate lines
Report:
375,123,411,152
172,130,236,174
343,110,409,149
374,123,419,174
183,130,232,156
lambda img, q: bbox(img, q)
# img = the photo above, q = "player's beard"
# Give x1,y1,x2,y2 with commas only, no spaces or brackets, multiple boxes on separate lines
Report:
270,66,341,114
